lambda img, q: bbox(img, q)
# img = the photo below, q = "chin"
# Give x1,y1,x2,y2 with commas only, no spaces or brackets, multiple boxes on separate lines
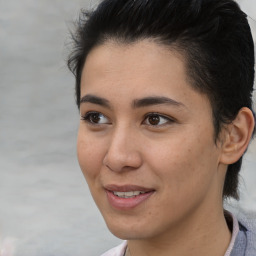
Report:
104,217,158,240
109,228,147,240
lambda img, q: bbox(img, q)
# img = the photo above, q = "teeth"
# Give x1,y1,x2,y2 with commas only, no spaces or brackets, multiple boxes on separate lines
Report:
113,191,146,198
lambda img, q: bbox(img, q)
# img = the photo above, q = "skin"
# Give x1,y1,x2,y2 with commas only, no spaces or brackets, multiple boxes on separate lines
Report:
77,40,253,256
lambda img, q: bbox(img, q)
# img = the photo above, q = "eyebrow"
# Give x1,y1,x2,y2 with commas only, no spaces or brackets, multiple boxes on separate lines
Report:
80,94,111,108
133,96,185,108
80,94,185,109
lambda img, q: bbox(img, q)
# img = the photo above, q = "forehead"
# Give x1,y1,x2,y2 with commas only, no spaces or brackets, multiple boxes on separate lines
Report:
82,40,185,90
80,40,211,112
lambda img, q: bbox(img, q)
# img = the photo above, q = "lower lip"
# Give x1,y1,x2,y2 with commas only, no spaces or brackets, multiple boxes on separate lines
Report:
106,190,154,210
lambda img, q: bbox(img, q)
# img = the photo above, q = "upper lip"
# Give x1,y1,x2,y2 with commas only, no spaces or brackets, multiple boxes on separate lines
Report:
104,184,155,192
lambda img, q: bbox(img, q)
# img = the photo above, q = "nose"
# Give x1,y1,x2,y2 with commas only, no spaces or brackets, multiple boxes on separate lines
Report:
103,126,143,172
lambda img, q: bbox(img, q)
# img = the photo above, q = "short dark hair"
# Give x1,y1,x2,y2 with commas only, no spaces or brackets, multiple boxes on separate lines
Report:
67,0,255,199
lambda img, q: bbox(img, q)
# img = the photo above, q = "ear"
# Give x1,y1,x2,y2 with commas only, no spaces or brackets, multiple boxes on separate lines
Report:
220,107,255,165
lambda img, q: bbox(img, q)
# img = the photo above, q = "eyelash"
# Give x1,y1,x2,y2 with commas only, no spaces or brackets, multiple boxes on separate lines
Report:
80,111,175,127
80,111,110,126
143,112,175,127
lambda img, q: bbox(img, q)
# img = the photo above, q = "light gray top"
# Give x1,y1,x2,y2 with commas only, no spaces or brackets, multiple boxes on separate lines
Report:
231,214,256,256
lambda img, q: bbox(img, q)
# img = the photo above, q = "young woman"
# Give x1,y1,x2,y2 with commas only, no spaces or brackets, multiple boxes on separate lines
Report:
68,0,256,255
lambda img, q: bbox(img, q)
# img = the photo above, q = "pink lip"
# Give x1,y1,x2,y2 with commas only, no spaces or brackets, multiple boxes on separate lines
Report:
104,184,155,210
105,184,154,192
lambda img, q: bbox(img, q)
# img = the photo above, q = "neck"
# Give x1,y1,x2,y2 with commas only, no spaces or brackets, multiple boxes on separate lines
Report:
126,208,231,256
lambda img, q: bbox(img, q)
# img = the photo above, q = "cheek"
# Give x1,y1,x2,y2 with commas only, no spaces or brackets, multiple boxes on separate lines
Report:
77,129,106,181
144,139,218,224
147,132,218,194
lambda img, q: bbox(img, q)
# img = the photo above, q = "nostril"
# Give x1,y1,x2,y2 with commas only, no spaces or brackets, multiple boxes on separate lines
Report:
105,164,114,171
105,164,138,172
104,162,127,172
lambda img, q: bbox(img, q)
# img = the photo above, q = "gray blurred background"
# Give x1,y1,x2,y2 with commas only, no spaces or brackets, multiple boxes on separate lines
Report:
0,0,255,255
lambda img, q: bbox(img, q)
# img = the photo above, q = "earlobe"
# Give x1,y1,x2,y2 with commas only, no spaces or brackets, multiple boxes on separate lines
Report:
220,107,255,165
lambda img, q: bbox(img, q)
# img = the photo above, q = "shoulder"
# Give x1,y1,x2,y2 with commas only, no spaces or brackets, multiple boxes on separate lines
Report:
233,210,256,255
100,241,127,256
238,212,256,253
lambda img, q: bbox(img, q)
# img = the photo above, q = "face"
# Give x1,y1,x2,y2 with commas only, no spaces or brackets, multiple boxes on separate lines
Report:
77,40,226,240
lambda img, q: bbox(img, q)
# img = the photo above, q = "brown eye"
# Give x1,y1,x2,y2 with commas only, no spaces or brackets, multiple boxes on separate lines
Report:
144,113,174,126
148,114,160,125
90,113,101,123
81,112,110,125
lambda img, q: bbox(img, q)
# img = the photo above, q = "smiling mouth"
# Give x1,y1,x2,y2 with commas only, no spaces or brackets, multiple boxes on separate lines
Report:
112,191,147,198
105,185,155,210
